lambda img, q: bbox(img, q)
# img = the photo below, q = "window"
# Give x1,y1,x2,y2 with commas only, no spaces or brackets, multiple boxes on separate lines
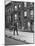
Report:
30,10,33,19
15,14,17,20
30,10,33,15
15,6,18,11
24,11,27,17
28,22,30,27
15,6,17,9
19,4,21,8
28,22,31,31
24,2,27,7
30,2,33,7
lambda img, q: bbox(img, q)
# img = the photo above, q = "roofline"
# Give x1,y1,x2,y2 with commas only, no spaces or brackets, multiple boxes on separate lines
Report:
5,0,34,5
5,0,12,5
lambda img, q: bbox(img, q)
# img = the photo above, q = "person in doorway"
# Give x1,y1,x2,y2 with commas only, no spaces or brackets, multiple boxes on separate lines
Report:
13,22,18,35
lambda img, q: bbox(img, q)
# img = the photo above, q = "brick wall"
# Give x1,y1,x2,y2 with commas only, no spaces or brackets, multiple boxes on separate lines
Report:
5,1,34,32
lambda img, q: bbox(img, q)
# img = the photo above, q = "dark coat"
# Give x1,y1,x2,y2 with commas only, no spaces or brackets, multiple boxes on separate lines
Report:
14,22,17,30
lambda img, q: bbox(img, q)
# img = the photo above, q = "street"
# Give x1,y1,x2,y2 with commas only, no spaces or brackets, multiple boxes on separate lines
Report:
5,29,34,45
5,37,27,45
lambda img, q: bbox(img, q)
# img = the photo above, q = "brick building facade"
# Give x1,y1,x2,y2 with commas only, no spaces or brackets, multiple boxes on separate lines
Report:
5,1,34,32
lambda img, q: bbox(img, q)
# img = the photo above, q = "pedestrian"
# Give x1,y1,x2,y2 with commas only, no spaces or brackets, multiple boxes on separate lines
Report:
13,22,18,35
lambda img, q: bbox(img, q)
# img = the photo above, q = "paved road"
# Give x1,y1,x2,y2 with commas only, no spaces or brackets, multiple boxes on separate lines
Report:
5,37,26,45
5,29,34,45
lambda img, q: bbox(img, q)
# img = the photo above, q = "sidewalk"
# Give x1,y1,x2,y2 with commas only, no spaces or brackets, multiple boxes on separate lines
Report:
5,29,33,44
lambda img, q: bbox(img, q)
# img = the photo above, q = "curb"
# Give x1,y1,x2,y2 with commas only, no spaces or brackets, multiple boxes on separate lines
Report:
5,35,31,44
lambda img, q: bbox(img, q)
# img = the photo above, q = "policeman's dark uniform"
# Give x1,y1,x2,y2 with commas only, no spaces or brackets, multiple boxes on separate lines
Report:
14,22,18,35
